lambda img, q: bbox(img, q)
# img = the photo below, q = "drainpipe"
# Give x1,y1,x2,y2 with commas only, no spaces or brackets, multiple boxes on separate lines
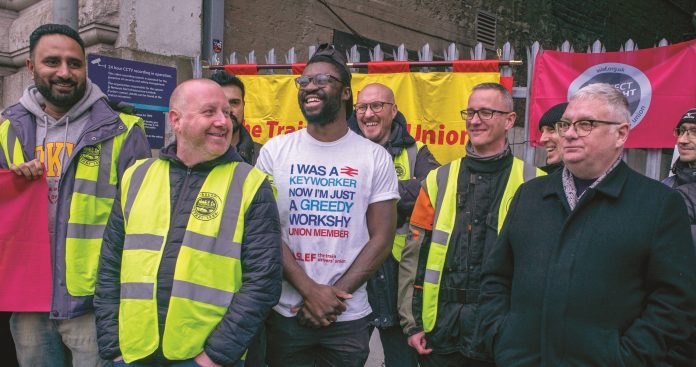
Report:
53,0,78,30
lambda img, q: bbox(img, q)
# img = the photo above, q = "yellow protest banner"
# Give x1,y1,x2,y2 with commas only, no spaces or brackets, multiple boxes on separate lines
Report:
239,72,500,163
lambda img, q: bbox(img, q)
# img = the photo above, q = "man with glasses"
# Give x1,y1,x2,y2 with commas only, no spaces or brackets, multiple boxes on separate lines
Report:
256,44,399,367
538,102,568,173
347,83,439,367
398,82,543,367
479,83,696,366
662,107,696,366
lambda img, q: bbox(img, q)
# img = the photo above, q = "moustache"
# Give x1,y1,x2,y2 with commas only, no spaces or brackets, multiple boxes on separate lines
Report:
50,78,76,86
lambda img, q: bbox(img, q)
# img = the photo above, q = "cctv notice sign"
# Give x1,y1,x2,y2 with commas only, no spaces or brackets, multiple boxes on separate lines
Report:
87,54,176,148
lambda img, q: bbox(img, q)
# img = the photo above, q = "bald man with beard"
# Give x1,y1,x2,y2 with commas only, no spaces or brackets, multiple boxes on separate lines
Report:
347,83,439,367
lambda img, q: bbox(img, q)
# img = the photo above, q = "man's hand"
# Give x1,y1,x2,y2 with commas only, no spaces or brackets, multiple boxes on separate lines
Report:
407,331,433,355
10,159,43,180
293,285,351,328
194,351,221,367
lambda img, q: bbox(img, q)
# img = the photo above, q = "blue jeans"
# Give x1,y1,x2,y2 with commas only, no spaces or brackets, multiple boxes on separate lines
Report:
10,312,110,367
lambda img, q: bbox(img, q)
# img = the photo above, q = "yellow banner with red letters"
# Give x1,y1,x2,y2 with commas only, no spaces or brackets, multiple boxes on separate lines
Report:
239,72,500,164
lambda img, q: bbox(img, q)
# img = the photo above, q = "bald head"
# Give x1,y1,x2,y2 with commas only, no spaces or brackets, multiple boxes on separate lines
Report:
170,78,225,112
167,78,233,166
355,83,399,146
359,83,395,103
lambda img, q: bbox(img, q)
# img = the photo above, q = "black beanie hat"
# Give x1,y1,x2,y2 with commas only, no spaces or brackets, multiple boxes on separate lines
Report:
676,107,696,129
307,44,353,118
538,102,568,131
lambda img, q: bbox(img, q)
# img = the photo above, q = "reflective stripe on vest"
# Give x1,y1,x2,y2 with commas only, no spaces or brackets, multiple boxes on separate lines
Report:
118,159,265,363
0,114,144,296
420,157,544,332
391,142,423,261
65,113,144,296
0,119,24,164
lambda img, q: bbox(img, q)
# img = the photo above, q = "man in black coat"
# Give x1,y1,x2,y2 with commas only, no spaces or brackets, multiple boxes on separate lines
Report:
94,79,282,367
480,83,696,366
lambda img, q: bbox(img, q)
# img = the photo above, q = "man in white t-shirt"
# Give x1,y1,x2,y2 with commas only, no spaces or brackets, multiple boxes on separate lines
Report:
256,43,400,367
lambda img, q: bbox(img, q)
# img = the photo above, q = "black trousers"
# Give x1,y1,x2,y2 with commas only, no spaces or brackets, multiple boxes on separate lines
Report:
419,352,496,367
266,311,370,367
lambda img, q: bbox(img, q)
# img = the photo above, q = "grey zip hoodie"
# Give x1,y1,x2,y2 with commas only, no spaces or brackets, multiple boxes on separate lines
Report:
19,80,107,242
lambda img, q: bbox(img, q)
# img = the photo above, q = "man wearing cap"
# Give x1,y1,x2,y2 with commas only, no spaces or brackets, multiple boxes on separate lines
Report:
662,107,696,366
94,79,281,367
398,82,544,367
256,45,399,367
480,83,696,366
209,71,262,165
538,102,568,173
348,83,439,367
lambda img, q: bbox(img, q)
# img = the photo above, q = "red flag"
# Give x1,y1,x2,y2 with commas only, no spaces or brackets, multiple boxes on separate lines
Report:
367,61,410,73
0,170,52,311
224,64,258,75
529,39,696,148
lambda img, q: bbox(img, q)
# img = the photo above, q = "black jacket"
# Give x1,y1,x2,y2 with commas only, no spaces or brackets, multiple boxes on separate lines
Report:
480,162,696,366
399,145,516,360
94,143,282,366
348,111,440,328
236,125,262,165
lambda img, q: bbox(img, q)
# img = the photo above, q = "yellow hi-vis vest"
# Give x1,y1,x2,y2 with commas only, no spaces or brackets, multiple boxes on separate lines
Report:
420,157,544,332
0,114,143,296
391,141,423,261
118,158,266,363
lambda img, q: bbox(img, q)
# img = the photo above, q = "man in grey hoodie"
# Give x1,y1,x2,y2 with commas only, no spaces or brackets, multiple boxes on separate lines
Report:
0,24,150,366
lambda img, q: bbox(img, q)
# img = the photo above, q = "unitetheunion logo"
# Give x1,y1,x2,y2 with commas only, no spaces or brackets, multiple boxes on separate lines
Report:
568,63,652,129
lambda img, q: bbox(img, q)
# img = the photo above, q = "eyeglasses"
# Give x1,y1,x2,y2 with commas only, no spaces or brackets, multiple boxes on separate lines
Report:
460,108,511,121
674,126,696,138
354,101,394,114
554,119,623,137
294,74,342,89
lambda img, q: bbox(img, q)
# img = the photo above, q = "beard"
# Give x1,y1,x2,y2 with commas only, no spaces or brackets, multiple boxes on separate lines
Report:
34,73,86,108
230,114,241,133
299,90,342,126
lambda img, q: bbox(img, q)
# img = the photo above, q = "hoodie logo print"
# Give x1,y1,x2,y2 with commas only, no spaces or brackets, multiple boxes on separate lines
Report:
35,142,75,177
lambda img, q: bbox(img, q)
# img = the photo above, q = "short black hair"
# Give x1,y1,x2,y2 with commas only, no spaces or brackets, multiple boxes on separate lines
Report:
209,71,246,99
29,24,85,57
306,44,353,118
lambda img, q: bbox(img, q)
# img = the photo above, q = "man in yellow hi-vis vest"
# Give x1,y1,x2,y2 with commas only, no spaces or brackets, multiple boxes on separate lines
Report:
1,24,151,367
93,79,281,367
348,83,439,367
397,82,544,367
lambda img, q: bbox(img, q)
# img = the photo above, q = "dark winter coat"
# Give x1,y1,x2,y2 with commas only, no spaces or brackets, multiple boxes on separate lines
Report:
480,162,696,367
94,143,282,366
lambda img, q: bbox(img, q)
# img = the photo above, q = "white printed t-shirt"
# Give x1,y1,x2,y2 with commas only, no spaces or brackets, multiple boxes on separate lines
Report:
256,128,399,322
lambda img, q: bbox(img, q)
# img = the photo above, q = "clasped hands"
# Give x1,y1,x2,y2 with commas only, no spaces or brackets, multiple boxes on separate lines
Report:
293,284,352,328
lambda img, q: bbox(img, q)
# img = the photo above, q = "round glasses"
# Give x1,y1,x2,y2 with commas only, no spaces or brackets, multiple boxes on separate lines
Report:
674,126,696,138
554,119,622,137
354,101,394,114
294,74,342,89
